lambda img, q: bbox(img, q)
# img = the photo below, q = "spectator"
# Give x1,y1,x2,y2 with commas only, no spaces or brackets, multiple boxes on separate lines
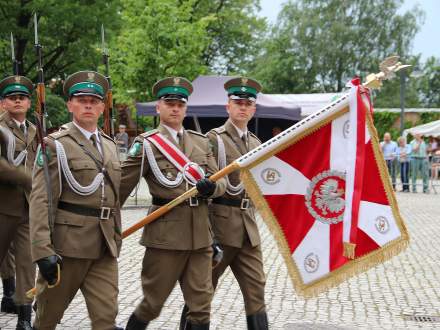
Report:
410,133,429,193
396,136,411,192
380,132,397,190
115,124,129,150
115,124,129,160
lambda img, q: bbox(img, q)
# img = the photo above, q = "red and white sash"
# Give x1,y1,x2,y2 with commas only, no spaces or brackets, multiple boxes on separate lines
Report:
146,132,205,185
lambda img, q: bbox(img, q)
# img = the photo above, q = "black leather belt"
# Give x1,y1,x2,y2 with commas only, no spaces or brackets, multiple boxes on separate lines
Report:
212,197,250,210
152,196,204,207
58,201,114,220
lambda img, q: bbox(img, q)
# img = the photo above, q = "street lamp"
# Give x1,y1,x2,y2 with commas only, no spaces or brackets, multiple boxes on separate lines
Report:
399,68,423,136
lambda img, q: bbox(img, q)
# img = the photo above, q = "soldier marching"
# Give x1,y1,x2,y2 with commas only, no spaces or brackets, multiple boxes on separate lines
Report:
0,26,271,330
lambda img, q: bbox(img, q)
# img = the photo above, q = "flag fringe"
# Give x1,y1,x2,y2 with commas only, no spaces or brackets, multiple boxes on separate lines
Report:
240,108,409,299
343,242,356,259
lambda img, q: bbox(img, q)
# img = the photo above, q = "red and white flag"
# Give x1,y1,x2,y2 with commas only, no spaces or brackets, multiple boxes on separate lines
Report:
237,81,408,296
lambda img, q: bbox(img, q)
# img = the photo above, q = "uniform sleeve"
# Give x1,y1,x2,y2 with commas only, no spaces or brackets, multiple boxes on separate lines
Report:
205,137,226,198
29,139,61,262
120,137,149,205
0,158,32,191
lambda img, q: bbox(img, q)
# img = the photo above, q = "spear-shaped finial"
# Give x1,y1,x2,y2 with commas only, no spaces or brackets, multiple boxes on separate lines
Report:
34,13,39,45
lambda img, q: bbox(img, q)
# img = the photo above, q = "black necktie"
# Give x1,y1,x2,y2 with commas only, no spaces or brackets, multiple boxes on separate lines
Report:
177,132,184,149
19,123,26,137
242,133,248,152
90,134,101,155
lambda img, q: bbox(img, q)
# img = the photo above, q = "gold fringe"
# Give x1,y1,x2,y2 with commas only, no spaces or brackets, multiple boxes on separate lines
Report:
343,242,356,259
240,107,409,299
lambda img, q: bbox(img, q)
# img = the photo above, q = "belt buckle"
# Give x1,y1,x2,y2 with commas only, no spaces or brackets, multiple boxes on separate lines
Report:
100,207,111,220
240,198,250,210
189,196,199,207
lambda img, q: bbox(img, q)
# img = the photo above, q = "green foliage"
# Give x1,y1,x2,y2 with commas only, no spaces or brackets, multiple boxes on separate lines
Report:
0,0,121,82
250,0,423,94
111,0,211,103
373,112,400,140
190,0,266,74
27,91,68,128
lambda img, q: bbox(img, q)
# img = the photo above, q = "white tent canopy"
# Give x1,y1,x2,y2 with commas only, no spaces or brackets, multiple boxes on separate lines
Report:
403,120,440,138
268,93,343,117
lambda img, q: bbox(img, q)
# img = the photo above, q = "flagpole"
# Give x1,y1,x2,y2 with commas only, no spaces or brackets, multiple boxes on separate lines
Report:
122,162,240,238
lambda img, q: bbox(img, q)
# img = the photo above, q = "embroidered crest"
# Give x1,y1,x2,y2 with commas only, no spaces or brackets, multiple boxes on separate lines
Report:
261,168,281,185
304,253,319,273
241,78,248,85
375,216,390,234
173,77,181,85
305,170,346,225
15,76,20,83
87,72,95,82
128,142,141,157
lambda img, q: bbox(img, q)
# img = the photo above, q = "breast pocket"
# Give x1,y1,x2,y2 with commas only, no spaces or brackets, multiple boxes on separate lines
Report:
156,159,179,181
191,154,209,174
69,160,99,184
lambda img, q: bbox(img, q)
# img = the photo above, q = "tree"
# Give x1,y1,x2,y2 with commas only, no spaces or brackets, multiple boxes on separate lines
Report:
250,0,424,94
0,0,121,82
110,0,212,103
189,0,266,74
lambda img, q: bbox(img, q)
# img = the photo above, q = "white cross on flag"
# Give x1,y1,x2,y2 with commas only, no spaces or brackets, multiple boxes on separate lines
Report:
238,81,408,297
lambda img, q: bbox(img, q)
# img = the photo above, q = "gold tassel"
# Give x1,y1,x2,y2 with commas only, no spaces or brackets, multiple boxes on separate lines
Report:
343,242,356,259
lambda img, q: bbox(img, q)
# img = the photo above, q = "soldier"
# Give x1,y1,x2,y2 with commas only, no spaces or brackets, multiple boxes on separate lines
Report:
29,71,123,330
120,77,226,330
0,75,37,330
180,77,268,329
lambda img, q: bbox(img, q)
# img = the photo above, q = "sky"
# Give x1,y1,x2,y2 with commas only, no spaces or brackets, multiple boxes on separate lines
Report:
258,0,440,62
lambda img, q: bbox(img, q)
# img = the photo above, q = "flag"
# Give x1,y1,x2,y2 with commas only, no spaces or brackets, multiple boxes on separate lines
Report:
237,82,409,297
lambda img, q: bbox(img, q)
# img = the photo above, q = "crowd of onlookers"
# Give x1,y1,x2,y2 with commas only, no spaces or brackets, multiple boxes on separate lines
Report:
380,132,440,193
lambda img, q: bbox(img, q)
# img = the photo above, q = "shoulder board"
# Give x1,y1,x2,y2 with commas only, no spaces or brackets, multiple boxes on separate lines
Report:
100,132,116,144
249,132,262,143
49,128,70,140
212,126,226,134
140,129,158,139
186,130,207,138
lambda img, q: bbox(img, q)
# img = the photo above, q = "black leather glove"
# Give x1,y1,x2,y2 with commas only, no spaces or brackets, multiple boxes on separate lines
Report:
36,255,62,285
196,178,216,198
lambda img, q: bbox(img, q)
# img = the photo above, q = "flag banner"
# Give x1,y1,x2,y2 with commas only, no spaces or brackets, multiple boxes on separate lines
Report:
237,83,409,297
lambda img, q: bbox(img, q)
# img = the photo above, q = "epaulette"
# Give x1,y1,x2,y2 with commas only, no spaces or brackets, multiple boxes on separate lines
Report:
249,131,262,144
140,129,158,139
49,128,70,140
100,132,116,144
212,126,226,134
187,129,208,138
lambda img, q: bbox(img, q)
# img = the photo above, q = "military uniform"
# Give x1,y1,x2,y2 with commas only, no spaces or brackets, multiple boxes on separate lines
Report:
0,76,37,328
180,77,268,330
121,77,226,329
29,71,122,330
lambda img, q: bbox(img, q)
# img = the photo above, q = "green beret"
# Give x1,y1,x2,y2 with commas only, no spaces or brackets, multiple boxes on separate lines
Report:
152,77,193,103
224,77,262,101
0,76,33,98
63,71,109,99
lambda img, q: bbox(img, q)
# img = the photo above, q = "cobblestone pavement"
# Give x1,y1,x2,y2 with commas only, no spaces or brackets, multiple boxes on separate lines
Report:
1,192,439,329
